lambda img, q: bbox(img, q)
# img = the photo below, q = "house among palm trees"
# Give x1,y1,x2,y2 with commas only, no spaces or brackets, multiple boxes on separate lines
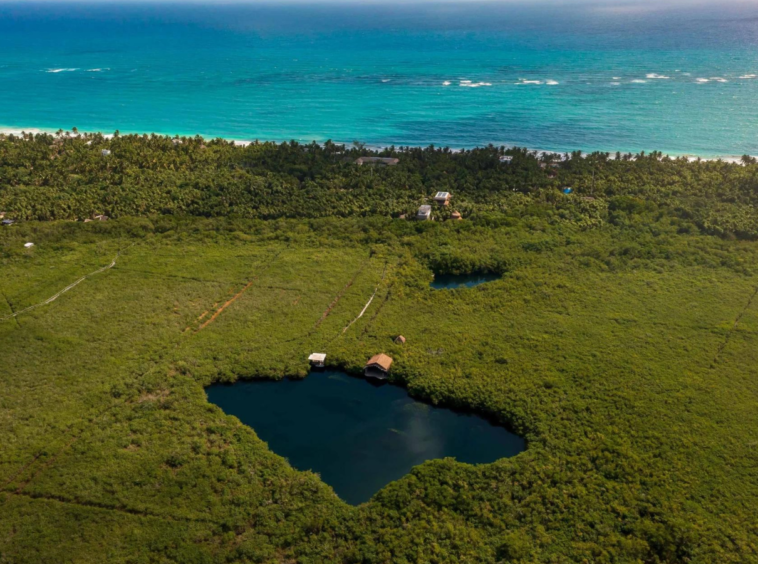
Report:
355,157,399,166
433,192,451,206
417,205,432,221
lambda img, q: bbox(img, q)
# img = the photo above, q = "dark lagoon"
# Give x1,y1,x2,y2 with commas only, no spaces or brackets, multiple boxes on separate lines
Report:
206,371,524,505
430,273,500,289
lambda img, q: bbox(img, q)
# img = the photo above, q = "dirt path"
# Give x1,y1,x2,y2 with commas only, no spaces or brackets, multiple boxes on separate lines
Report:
196,280,256,332
0,247,128,323
341,263,389,335
313,259,370,330
711,284,758,367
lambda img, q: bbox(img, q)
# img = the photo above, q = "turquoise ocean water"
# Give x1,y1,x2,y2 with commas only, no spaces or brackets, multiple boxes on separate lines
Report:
1,2,757,156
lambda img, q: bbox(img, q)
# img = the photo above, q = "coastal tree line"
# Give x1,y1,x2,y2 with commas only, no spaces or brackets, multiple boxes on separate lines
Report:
1,131,758,239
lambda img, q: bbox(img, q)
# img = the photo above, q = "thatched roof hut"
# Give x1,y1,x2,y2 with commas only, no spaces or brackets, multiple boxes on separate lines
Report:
365,354,393,379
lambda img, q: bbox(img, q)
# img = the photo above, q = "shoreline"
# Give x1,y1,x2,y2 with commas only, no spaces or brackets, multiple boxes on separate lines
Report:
0,126,751,164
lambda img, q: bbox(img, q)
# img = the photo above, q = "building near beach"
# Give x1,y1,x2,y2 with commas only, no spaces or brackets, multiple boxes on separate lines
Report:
417,205,432,221
355,157,399,166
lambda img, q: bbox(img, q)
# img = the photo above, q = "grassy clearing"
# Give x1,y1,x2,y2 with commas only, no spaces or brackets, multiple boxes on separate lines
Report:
1,217,757,563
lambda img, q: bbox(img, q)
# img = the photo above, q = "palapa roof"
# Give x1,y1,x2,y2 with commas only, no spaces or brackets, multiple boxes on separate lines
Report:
308,353,327,362
434,191,451,199
366,353,393,371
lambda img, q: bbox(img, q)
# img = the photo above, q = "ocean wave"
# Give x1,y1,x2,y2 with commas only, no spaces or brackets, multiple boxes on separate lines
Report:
646,73,670,79
710,77,728,83
739,74,757,79
610,81,621,86
86,68,110,72
695,78,710,83
545,79,559,85
442,80,451,86
630,79,647,83
460,80,492,87
516,79,542,85
45,68,78,73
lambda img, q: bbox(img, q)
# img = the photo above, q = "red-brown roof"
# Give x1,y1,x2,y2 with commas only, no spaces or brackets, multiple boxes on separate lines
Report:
366,353,393,371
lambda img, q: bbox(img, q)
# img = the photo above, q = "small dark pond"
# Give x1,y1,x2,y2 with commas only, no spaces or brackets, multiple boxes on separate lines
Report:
206,371,524,505
430,273,500,289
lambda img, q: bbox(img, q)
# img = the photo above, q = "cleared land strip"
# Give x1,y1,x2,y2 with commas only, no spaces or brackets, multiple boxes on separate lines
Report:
0,246,130,322
5,491,219,525
313,258,371,330
197,280,256,331
190,248,287,333
341,263,388,335
711,284,758,367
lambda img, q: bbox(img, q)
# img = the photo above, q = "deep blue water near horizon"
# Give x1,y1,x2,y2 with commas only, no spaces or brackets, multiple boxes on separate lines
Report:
1,2,758,156
206,371,524,505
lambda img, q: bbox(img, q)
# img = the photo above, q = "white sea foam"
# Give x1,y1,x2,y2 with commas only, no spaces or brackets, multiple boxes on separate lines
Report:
710,77,728,83
630,79,647,83
442,80,451,86
610,81,621,86
739,74,757,79
545,79,559,85
86,68,110,72
695,78,710,83
45,68,78,73
380,79,390,83
646,73,670,79
612,76,621,80
682,72,692,76
460,80,492,87
516,79,542,85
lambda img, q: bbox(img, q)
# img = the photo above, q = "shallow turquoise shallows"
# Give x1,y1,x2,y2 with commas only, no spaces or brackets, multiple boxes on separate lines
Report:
206,372,524,505
1,2,757,157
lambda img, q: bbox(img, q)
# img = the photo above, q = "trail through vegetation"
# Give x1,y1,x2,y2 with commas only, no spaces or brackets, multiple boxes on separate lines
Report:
1,135,758,563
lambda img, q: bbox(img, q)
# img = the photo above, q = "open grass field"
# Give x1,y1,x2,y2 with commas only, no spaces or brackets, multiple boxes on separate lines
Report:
1,216,757,563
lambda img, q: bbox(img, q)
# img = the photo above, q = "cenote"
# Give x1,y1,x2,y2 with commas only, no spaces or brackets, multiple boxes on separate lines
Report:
206,371,525,505
430,273,500,289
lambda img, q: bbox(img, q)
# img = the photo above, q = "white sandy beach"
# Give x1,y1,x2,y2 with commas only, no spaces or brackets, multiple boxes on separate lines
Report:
0,126,750,164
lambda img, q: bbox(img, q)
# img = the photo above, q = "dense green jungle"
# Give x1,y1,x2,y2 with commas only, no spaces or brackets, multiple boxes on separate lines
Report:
1,132,757,563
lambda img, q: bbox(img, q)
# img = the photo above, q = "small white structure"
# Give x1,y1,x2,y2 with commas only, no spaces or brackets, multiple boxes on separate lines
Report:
172,138,182,145
308,353,327,368
24,242,34,248
417,205,432,221
499,155,513,164
101,149,111,156
433,192,451,206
